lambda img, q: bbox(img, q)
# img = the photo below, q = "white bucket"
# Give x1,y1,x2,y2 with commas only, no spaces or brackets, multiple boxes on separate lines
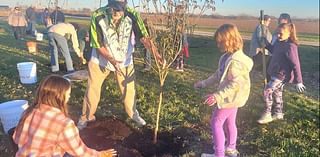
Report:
0,100,29,134
36,33,43,41
17,62,37,84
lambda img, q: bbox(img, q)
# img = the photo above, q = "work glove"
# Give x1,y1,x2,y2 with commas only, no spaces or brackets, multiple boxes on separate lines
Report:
295,83,306,93
100,149,117,157
204,94,216,106
79,55,86,64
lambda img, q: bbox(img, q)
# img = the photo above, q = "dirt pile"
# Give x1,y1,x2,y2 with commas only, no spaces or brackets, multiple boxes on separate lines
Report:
80,117,209,156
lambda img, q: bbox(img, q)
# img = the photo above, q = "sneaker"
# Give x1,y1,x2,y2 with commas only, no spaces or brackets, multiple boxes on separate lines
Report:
175,68,184,72
257,112,273,124
66,70,75,74
142,67,151,72
52,70,59,73
132,110,146,126
77,120,87,130
272,113,284,120
201,153,215,157
225,148,239,157
51,66,59,73
77,117,96,130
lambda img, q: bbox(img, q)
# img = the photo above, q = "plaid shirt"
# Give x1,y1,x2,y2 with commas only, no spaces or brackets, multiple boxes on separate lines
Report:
13,104,101,157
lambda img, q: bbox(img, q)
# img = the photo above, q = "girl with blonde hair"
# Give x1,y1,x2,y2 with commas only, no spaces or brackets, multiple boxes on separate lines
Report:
195,24,253,157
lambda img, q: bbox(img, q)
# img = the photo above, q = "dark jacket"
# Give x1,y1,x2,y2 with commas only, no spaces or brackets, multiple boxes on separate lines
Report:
266,40,303,84
26,7,36,21
50,10,65,24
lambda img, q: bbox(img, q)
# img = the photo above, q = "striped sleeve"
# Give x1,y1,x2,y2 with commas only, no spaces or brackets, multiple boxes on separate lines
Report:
90,7,107,48
125,7,149,39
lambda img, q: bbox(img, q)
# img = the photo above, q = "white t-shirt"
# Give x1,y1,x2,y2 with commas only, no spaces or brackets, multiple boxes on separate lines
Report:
91,16,135,71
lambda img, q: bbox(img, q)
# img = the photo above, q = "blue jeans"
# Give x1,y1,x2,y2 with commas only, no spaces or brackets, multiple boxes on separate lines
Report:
48,32,74,72
27,21,36,35
143,48,151,68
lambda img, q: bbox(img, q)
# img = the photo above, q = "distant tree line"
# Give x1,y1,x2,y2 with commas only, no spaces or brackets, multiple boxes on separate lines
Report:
2,7,318,22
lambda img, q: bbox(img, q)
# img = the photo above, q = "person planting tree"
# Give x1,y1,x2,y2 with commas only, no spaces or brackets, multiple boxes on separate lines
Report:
77,0,153,129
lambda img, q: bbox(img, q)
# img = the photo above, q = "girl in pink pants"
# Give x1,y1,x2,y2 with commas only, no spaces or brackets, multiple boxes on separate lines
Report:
194,24,253,157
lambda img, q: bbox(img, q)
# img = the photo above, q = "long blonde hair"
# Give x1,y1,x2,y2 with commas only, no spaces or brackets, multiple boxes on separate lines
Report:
15,75,71,133
278,23,299,45
214,24,243,53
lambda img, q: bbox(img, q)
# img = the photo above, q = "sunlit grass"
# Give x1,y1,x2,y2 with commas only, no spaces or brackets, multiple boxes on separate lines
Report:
0,19,319,156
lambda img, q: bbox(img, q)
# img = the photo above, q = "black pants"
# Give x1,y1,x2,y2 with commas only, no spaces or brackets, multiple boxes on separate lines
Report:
8,127,18,153
12,26,26,39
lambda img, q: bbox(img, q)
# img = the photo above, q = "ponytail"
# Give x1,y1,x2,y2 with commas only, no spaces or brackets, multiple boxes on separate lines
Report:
289,23,298,45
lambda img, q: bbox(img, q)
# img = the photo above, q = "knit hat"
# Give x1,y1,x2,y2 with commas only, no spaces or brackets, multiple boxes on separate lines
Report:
278,13,292,24
108,0,127,8
108,0,124,11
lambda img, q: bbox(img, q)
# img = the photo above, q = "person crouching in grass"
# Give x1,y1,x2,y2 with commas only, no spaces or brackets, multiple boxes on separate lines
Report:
13,75,116,157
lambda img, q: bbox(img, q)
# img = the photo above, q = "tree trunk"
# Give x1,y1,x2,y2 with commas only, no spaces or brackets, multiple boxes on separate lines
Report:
153,79,164,144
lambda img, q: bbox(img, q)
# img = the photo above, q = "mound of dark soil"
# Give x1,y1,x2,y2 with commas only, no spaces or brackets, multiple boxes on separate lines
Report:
80,117,142,157
79,117,209,157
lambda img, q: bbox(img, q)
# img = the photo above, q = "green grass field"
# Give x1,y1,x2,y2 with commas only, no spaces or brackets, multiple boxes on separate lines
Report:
0,19,319,156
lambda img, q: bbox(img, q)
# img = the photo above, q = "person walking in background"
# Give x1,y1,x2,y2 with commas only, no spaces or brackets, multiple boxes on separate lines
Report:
142,18,152,71
41,8,50,28
195,24,253,157
257,23,306,124
271,13,292,45
48,22,85,73
249,15,272,64
248,15,272,79
77,0,147,129
13,75,117,157
25,6,37,36
50,7,65,24
8,7,27,40
79,31,91,62
175,30,189,72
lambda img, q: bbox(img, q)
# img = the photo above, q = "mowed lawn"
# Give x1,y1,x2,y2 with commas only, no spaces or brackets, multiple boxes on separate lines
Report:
0,18,319,157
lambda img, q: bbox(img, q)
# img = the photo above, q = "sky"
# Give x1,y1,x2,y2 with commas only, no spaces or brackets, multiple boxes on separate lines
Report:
214,0,319,19
2,0,319,19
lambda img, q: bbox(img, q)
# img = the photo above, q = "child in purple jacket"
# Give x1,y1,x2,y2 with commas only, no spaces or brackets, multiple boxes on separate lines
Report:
257,23,306,124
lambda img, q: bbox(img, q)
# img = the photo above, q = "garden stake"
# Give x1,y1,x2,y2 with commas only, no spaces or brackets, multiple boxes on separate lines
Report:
260,10,267,86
